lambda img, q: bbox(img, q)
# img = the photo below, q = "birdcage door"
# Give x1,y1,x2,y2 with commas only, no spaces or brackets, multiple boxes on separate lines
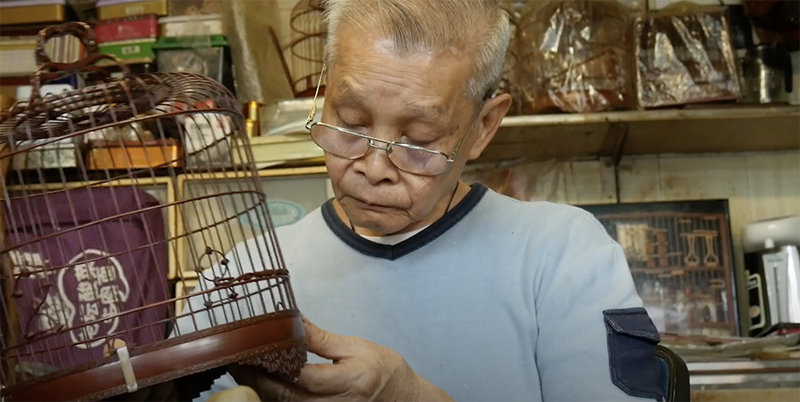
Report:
174,167,330,279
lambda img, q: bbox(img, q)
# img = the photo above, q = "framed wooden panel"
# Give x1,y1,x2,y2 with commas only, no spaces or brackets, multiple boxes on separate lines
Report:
576,199,740,337
174,279,198,316
173,166,330,279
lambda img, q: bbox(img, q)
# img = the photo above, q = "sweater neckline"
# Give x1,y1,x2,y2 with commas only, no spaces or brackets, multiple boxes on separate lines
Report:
321,183,488,260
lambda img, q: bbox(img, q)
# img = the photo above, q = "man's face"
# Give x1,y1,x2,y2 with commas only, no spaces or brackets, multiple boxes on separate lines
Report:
321,27,508,235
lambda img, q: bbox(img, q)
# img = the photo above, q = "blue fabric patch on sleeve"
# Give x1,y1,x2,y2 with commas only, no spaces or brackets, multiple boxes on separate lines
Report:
603,307,663,401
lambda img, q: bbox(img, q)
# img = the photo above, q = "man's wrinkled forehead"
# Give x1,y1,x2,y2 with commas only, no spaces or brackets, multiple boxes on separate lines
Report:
333,76,447,124
328,30,473,116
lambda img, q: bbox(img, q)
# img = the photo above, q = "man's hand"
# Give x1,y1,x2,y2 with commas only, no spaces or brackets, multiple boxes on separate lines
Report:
228,316,453,402
207,386,261,402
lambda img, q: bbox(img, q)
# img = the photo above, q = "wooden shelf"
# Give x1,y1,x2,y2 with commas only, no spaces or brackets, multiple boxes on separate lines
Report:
480,105,800,164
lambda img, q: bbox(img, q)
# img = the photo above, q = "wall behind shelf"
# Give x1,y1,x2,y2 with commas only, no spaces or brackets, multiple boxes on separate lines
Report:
466,150,799,264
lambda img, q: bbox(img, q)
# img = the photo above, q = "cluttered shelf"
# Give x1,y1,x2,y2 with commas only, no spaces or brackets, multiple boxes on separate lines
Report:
481,104,800,164
258,97,800,170
475,0,800,164
3,0,800,178
4,103,797,186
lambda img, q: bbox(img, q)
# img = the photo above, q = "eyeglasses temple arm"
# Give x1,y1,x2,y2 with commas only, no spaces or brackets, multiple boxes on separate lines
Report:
305,61,328,128
448,138,464,161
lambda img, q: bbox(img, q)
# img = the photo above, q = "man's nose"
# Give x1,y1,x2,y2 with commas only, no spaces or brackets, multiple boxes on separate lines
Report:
352,143,399,185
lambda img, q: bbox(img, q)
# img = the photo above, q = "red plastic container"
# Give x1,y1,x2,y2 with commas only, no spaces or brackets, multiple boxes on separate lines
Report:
95,15,158,44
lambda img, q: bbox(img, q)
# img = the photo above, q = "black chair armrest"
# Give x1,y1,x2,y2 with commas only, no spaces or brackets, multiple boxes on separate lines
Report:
656,344,691,402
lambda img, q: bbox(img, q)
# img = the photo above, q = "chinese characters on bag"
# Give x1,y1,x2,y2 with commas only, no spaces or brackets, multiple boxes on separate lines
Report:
61,249,131,349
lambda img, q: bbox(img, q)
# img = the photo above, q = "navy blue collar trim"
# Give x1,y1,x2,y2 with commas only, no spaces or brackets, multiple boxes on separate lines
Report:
321,183,488,260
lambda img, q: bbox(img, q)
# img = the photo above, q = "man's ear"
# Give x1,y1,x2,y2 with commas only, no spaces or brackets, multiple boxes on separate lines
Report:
468,93,513,160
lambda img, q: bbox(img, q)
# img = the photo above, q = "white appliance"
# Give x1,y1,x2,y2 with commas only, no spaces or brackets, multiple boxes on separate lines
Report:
742,215,800,337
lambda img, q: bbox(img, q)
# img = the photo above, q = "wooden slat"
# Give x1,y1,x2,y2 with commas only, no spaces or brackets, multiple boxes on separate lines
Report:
479,123,609,162
480,105,800,163
691,388,800,402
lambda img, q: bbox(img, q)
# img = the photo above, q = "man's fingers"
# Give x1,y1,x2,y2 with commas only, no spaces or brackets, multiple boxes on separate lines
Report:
228,364,316,402
302,315,355,360
297,363,352,395
227,320,372,400
250,375,316,402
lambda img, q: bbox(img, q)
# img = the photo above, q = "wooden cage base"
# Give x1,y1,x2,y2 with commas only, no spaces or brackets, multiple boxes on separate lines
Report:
3,311,306,402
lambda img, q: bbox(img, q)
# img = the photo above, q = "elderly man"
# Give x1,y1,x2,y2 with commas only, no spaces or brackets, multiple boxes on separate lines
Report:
184,0,664,401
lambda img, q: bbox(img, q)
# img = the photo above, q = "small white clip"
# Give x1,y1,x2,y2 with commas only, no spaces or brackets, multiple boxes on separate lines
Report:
115,346,139,393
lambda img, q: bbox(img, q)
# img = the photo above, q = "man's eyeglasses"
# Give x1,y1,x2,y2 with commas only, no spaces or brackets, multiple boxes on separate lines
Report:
303,62,485,177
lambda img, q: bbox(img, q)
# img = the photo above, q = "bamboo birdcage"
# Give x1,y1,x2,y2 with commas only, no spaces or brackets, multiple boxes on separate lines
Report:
0,22,305,401
288,0,328,98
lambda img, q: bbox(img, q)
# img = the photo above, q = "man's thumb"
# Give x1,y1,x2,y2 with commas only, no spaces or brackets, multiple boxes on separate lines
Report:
302,315,351,360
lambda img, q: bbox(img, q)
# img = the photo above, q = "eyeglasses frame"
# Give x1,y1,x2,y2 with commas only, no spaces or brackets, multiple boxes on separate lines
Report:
303,60,491,176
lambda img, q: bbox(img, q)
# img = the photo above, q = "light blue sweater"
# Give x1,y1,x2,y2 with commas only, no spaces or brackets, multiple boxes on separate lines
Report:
179,184,664,401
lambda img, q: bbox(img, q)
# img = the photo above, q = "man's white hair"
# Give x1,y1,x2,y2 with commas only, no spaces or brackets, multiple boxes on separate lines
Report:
322,0,511,104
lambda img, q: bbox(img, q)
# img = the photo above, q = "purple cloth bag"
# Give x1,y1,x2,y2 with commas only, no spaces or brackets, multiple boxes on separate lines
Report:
3,185,170,373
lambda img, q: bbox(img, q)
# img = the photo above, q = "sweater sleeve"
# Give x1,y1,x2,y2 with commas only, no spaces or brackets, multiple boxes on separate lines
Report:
533,207,663,401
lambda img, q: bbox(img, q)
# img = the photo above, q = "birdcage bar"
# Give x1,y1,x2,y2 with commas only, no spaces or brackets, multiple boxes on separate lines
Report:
7,269,290,350
3,200,169,254
5,185,292,283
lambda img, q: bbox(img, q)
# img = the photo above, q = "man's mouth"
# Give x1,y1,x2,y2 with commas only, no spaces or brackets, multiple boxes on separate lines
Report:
350,196,393,211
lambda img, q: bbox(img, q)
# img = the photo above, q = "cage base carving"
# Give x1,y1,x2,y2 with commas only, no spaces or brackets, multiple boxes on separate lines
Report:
3,311,306,402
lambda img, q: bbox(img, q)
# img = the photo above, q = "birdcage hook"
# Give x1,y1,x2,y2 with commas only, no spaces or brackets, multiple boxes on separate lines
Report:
27,22,134,108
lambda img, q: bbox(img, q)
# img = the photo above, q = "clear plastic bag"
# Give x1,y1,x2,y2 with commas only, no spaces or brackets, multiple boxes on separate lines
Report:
168,0,222,16
462,159,594,203
516,0,637,114
742,0,800,46
634,3,742,108
500,1,528,115
219,0,294,106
